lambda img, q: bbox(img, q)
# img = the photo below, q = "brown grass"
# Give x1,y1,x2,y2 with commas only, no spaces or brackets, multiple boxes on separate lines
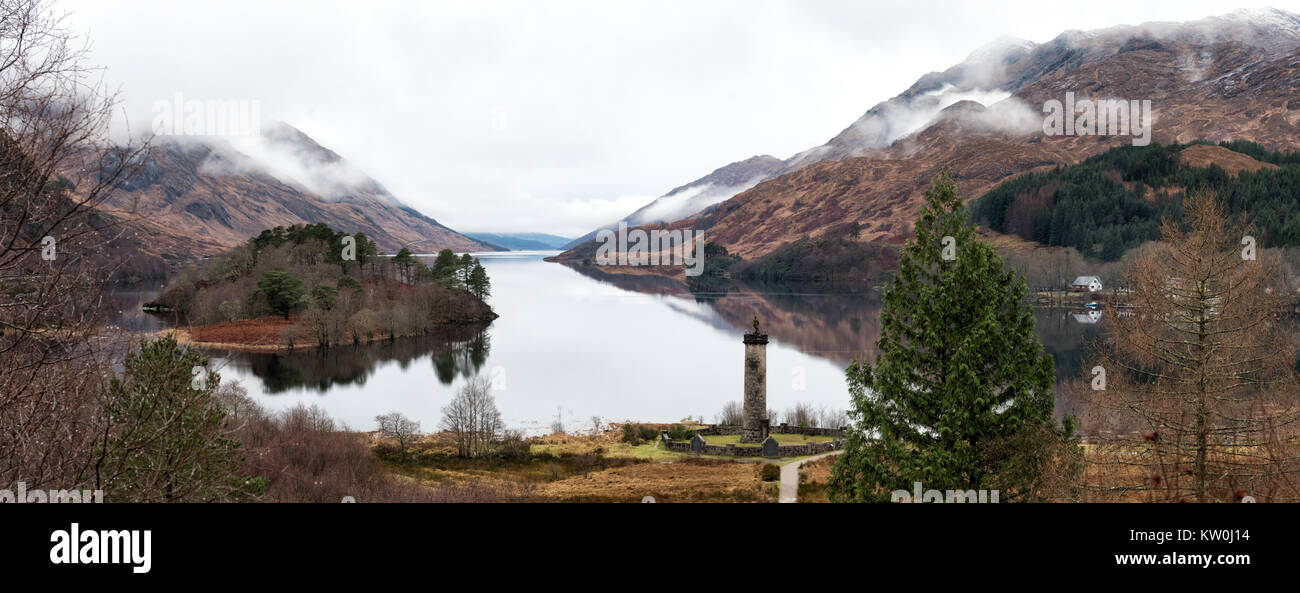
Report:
1178,144,1278,176
376,426,776,502
796,455,837,502
173,317,295,351
226,400,529,502
536,458,769,502
1079,440,1300,503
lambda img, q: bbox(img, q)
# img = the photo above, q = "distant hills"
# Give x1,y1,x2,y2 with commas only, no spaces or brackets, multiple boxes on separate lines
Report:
558,8,1300,265
464,232,573,251
87,121,495,264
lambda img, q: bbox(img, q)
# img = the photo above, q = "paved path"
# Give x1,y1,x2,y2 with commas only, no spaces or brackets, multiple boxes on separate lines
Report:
778,450,842,503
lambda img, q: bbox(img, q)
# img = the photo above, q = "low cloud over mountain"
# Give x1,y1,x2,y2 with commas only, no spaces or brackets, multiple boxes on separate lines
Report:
560,8,1300,260
91,123,495,258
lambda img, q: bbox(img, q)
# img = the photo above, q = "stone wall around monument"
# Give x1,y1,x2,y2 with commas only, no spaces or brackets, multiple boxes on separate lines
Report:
660,429,844,458
692,424,845,438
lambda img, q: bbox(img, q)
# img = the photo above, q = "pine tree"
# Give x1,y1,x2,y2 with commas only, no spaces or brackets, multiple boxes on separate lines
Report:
352,232,378,275
92,336,261,502
458,253,475,287
394,248,417,283
827,174,1074,502
257,268,305,319
468,261,491,300
432,249,459,286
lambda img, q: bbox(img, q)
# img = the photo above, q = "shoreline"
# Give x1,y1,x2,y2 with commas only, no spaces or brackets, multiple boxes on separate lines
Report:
160,316,497,353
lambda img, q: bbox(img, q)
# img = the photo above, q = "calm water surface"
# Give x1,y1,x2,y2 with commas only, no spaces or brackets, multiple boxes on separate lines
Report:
125,252,1103,434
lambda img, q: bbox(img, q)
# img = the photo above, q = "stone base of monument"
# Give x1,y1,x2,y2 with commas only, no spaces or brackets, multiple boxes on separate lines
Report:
738,419,770,444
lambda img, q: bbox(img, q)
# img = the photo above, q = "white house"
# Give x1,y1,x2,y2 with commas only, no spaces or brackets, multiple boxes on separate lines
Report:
1071,276,1103,292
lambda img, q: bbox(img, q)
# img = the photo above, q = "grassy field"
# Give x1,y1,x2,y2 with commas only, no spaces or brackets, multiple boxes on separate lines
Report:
530,438,681,461
378,427,788,502
537,458,772,502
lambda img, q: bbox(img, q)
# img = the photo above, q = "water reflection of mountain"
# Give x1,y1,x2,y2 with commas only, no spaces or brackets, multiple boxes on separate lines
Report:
704,291,882,364
560,263,1103,381
210,324,491,393
562,263,881,364
708,296,1102,375
560,263,689,295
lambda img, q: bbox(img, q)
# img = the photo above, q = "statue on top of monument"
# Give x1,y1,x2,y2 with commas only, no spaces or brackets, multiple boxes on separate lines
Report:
752,315,761,334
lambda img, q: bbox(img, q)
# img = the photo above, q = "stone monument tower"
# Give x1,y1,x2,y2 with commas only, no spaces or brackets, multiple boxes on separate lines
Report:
741,316,769,443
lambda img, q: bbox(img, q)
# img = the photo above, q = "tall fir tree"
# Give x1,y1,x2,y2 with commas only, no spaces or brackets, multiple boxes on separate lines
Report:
827,174,1070,502
468,261,491,299
457,253,476,286
432,249,460,287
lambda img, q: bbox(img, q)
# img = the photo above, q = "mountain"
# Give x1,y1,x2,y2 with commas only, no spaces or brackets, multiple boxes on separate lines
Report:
782,36,1042,170
559,7,1300,263
90,122,495,261
464,232,572,251
565,29,1051,242
561,154,784,249
785,7,1300,170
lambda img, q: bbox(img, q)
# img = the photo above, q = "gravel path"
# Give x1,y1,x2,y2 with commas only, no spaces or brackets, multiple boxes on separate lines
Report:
778,450,842,503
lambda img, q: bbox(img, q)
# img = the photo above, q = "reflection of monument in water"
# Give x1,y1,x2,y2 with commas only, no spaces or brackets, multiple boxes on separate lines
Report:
740,316,769,443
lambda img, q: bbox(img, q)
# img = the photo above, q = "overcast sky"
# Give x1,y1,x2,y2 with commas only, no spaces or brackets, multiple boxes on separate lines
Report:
61,0,1296,237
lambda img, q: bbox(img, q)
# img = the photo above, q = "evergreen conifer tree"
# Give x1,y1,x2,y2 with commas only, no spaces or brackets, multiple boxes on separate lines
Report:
828,174,1072,502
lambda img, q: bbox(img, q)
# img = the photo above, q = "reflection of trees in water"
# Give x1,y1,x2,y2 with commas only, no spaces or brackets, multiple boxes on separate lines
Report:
433,329,490,384
1032,308,1105,382
221,324,492,394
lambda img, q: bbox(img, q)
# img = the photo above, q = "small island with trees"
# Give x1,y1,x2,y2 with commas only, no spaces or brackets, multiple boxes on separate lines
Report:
148,223,496,350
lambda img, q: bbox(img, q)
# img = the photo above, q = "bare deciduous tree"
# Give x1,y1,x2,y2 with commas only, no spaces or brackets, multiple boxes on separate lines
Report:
438,375,504,458
1084,191,1300,502
814,405,848,430
0,0,147,490
715,401,743,426
375,411,420,457
783,401,815,427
